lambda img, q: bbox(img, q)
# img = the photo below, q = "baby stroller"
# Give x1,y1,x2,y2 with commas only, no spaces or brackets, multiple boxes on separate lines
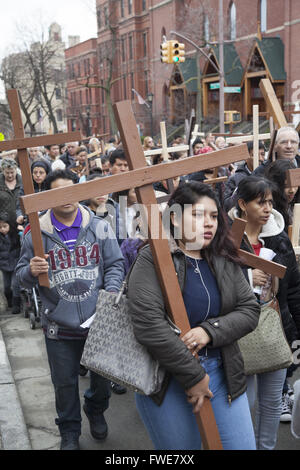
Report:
20,286,42,330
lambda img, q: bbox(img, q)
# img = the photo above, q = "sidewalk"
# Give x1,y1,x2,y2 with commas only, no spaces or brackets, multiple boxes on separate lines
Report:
0,324,31,450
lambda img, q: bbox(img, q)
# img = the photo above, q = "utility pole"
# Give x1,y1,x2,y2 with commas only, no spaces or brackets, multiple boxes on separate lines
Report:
219,0,225,133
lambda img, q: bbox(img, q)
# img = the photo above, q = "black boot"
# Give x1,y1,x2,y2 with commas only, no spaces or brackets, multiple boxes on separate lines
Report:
4,289,12,309
11,296,21,314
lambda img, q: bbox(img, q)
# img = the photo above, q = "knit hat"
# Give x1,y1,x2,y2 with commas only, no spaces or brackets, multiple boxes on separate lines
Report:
0,211,10,223
31,159,51,174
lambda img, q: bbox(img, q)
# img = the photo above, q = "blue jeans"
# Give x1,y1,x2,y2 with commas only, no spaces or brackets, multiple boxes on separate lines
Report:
246,368,287,450
135,357,256,450
45,336,111,436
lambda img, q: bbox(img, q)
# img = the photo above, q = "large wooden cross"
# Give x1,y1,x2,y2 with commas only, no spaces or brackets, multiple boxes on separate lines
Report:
19,100,288,450
0,89,82,287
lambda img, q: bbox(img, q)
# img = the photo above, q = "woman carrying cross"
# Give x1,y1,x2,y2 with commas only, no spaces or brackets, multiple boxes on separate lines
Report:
127,181,260,450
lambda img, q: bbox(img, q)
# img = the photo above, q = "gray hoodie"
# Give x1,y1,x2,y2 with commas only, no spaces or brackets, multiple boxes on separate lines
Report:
16,205,125,338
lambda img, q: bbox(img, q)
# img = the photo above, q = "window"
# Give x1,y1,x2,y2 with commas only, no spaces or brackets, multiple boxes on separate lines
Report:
144,70,149,97
260,0,267,32
97,8,102,29
121,0,124,17
204,15,210,42
123,76,127,99
121,37,126,62
142,32,147,57
129,36,133,60
142,0,146,11
104,6,108,25
55,87,62,100
229,2,236,40
128,0,132,14
130,72,134,99
101,80,105,104
56,109,63,122
71,119,77,131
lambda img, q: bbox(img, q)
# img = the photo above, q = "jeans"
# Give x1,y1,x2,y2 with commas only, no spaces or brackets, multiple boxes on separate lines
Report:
1,270,20,297
246,368,287,450
135,356,256,450
45,336,111,436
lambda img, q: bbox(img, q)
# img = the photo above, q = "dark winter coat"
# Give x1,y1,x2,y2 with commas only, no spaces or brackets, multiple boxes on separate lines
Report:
127,243,260,406
223,163,252,211
0,173,23,218
228,208,300,345
0,232,20,272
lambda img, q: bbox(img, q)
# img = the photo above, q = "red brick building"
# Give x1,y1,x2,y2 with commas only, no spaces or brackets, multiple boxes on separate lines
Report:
66,0,300,137
65,38,101,136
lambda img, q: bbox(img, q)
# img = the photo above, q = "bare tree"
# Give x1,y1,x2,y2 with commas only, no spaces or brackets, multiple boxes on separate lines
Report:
0,18,67,136
0,53,40,135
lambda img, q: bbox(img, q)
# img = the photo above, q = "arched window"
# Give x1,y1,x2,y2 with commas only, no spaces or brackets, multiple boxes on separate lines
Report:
229,2,236,40
260,0,267,32
204,15,210,42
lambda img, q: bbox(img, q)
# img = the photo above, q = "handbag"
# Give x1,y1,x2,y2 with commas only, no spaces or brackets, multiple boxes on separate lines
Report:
81,262,180,395
238,297,293,376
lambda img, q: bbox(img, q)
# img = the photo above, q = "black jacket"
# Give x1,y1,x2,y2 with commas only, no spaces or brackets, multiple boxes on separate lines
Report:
0,173,23,217
223,163,252,211
127,244,260,405
59,152,76,169
0,232,20,272
229,208,300,345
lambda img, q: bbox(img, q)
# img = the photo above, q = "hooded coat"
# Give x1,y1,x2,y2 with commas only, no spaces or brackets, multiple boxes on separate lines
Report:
16,205,125,339
228,207,300,345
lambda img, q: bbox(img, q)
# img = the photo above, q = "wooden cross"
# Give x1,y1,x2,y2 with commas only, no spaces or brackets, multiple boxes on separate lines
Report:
20,103,254,450
185,109,196,156
288,204,300,255
231,219,286,278
259,79,288,128
225,107,270,170
0,89,82,287
19,101,288,450
143,121,189,163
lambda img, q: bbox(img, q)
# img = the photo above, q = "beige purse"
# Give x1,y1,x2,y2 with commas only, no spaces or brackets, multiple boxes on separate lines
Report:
238,297,293,375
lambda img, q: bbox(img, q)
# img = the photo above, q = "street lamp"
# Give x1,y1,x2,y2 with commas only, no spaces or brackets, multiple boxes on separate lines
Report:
147,92,154,136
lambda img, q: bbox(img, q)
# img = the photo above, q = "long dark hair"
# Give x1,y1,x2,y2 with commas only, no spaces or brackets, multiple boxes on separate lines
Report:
166,181,241,264
265,159,296,228
236,176,276,217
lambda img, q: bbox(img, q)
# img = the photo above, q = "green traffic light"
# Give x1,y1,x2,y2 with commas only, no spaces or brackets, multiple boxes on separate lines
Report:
173,57,179,62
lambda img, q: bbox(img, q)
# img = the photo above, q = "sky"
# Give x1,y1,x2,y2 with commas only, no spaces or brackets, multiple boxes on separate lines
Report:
0,0,97,97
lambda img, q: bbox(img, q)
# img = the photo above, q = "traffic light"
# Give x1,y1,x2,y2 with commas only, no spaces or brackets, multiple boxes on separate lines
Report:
171,41,185,63
160,40,185,64
160,41,171,64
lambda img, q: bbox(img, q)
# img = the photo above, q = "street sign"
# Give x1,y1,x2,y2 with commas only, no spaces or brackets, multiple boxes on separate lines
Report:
224,87,241,93
210,84,241,93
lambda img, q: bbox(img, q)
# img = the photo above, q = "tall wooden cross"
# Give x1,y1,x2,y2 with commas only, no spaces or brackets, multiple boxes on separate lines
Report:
0,89,82,287
19,99,288,450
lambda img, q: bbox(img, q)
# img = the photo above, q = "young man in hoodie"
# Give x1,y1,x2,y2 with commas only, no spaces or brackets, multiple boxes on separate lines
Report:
16,169,125,450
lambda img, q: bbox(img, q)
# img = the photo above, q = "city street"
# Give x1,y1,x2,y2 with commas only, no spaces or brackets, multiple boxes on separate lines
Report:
0,290,299,451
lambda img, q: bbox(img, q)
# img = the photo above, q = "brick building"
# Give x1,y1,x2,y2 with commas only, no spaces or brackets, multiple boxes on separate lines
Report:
65,38,101,136
66,0,300,137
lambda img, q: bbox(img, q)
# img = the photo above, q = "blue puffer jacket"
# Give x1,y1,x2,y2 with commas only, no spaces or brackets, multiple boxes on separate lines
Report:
16,205,125,338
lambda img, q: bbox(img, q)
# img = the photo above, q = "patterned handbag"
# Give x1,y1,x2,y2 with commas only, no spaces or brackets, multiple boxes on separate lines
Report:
81,281,179,395
238,297,293,376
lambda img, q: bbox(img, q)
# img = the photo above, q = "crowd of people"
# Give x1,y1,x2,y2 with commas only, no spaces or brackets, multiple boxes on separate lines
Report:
0,126,300,450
